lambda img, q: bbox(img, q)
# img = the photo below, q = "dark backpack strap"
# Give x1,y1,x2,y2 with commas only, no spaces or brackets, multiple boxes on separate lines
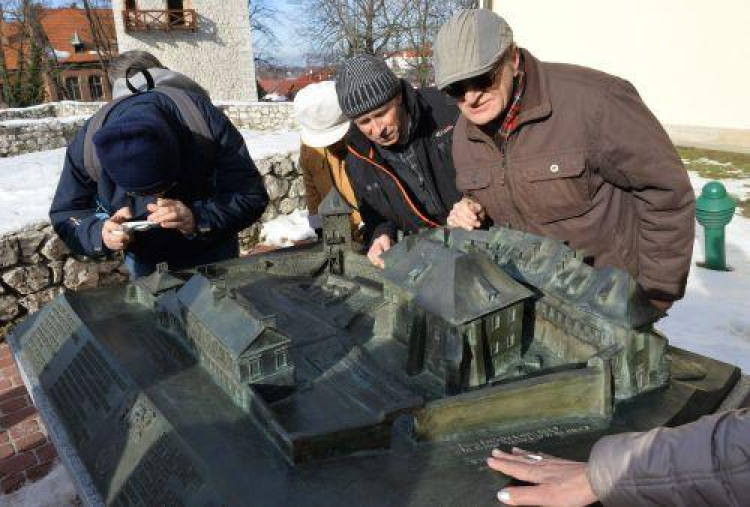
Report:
152,86,216,163
82,95,132,182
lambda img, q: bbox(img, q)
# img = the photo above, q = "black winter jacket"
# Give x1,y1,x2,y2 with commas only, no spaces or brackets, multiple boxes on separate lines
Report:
49,91,268,269
345,81,461,242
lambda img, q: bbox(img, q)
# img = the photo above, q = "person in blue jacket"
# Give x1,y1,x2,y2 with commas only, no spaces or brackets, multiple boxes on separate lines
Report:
49,89,268,278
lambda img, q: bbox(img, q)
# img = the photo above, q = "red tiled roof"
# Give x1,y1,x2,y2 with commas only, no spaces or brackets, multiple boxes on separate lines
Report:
1,8,116,71
258,68,336,99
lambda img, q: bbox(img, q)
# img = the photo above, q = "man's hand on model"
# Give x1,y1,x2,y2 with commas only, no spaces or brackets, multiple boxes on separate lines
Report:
447,197,486,230
147,198,195,235
487,447,597,507
102,207,133,251
367,234,392,269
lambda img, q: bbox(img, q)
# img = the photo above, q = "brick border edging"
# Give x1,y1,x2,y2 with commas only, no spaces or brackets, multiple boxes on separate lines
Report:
0,342,59,494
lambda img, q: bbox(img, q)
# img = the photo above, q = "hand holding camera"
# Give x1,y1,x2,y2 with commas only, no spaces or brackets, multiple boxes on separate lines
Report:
102,207,134,251
146,198,195,235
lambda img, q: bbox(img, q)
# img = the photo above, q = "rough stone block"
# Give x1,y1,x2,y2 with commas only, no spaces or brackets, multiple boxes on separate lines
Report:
48,261,65,285
40,235,71,261
0,295,20,322
275,158,296,177
278,198,299,215
288,178,305,199
259,203,278,223
263,175,290,201
16,230,46,261
0,240,19,269
19,287,63,314
63,258,101,291
1,266,51,295
256,159,273,176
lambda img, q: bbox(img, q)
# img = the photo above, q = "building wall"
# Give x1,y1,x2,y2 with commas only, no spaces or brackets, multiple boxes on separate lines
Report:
111,0,257,102
491,0,750,152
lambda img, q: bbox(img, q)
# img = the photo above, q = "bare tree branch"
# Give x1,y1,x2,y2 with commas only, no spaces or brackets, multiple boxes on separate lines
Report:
291,0,479,70
249,0,279,64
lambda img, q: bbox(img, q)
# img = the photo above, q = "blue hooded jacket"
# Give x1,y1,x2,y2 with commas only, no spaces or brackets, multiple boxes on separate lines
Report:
49,90,269,270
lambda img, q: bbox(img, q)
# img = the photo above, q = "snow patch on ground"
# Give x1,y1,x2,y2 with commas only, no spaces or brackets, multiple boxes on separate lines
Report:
240,130,300,160
259,209,316,247
0,147,66,236
656,211,750,372
0,463,77,507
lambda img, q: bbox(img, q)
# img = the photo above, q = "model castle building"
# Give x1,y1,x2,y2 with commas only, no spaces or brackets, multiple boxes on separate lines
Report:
13,189,734,505
122,189,669,438
112,0,258,101
382,239,533,394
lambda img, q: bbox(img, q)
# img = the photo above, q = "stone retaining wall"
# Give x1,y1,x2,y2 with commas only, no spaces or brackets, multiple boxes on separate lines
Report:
0,102,104,122
0,118,88,157
0,150,303,329
216,102,296,131
0,101,298,157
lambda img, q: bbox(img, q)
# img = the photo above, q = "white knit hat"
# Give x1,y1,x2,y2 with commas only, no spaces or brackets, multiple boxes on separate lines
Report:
293,81,350,148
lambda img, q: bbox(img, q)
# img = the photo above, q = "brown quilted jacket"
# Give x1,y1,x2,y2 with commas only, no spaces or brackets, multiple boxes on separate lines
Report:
452,50,695,302
298,141,362,232
588,409,750,506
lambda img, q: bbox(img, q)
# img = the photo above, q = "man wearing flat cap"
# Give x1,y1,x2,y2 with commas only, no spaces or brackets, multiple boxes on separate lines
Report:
335,55,461,268
50,82,268,278
434,9,695,312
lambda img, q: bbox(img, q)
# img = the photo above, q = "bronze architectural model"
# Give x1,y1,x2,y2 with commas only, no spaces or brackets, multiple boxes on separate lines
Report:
8,189,745,506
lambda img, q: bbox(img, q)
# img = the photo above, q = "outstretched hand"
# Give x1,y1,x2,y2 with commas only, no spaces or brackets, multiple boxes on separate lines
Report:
487,447,597,507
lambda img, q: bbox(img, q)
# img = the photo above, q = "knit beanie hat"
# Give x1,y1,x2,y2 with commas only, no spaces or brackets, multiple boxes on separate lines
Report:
335,55,401,119
93,108,180,195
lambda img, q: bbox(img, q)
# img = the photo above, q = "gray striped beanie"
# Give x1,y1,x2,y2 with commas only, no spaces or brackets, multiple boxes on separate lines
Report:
336,55,400,119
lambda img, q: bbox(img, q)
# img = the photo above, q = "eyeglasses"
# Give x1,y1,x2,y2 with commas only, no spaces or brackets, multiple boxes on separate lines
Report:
444,56,508,99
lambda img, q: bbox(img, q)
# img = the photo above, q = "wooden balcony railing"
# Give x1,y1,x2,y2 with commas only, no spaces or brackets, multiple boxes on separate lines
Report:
122,9,198,33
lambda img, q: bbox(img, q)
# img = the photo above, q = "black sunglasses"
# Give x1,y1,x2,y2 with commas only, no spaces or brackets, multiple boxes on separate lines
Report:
444,55,509,99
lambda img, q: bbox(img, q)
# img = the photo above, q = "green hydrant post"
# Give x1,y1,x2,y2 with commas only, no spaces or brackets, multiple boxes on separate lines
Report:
695,181,736,271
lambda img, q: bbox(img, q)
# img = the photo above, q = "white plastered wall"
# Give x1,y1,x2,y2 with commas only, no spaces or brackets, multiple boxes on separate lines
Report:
112,0,257,102
490,0,750,151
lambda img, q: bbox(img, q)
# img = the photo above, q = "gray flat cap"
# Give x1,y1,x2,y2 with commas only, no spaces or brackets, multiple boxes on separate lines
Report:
433,9,514,90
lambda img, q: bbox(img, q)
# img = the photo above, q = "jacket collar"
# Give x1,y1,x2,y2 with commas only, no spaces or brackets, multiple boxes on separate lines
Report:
464,48,552,142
